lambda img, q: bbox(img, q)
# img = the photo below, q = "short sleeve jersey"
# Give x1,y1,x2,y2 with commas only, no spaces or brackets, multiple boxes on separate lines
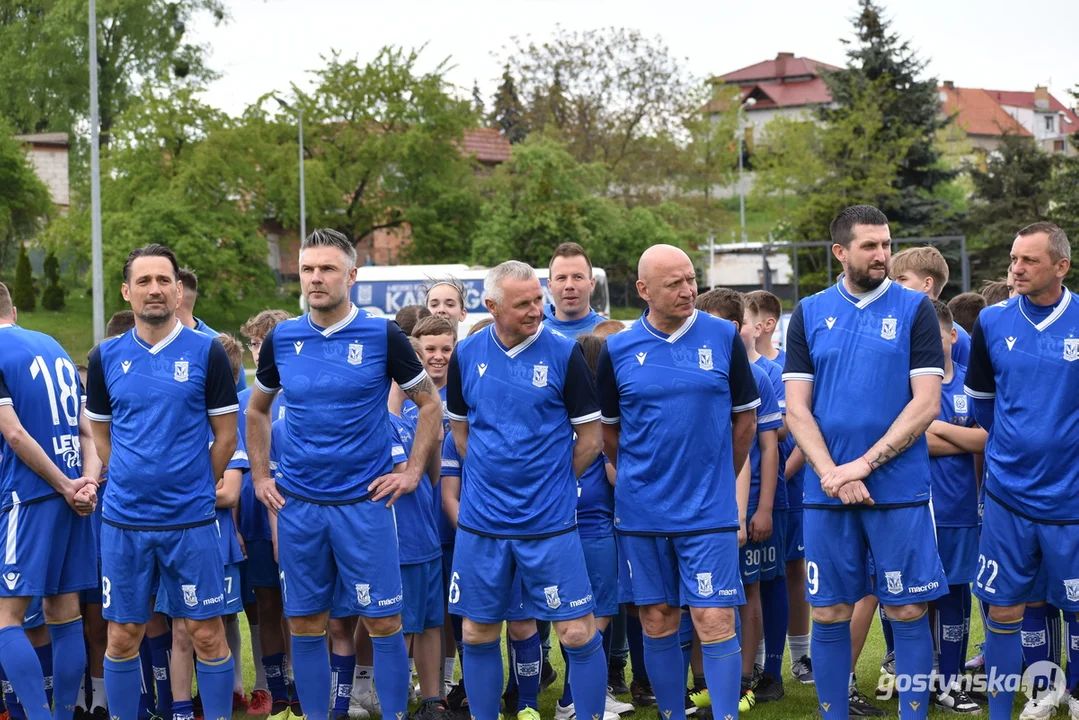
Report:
542,305,605,337
438,431,460,545
236,387,285,542
596,310,761,535
388,414,441,565
931,364,979,528
952,324,971,367
445,323,600,539
782,278,944,508
85,322,239,529
576,451,614,539
0,325,84,509
754,355,787,511
748,362,784,514
217,440,249,565
964,290,1079,522
254,305,426,504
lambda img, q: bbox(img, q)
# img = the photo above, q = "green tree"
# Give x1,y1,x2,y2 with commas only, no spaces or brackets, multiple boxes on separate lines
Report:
965,133,1058,282
0,124,53,271
821,0,958,235
489,64,527,144
471,80,485,118
41,250,64,310
1050,86,1079,249
12,243,35,311
678,84,742,235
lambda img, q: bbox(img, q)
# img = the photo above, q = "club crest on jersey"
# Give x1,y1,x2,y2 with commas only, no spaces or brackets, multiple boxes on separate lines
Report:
173,361,189,383
356,583,372,607
885,571,903,595
532,364,548,388
696,572,714,597
544,585,562,609
348,343,364,365
698,348,713,371
1064,338,1079,362
953,395,968,414
881,317,897,340
182,584,198,607
1065,579,1079,602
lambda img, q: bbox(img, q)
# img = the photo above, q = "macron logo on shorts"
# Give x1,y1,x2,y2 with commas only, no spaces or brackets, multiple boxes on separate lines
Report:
2,572,18,591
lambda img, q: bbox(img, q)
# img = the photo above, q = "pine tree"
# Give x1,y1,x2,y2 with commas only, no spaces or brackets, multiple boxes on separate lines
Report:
489,64,527,144
822,0,957,235
12,244,35,312
547,66,569,129
41,251,65,311
471,80,485,119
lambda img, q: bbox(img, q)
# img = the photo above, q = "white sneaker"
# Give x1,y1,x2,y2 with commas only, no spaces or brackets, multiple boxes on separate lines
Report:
348,696,371,720
606,689,634,716
1068,694,1079,720
555,702,620,720
1019,694,1059,720
351,689,382,719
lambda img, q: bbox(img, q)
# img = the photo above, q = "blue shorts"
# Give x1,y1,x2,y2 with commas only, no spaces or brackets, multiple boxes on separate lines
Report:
786,510,805,561
277,497,402,618
936,526,979,586
401,559,443,634
238,560,256,607
100,522,226,624
245,539,280,589
449,529,594,624
975,495,1079,611
618,531,744,609
741,511,787,584
441,544,455,592
617,550,634,606
80,560,104,605
0,496,97,598
505,572,535,622
803,505,947,607
581,535,618,618
156,563,241,617
23,597,44,629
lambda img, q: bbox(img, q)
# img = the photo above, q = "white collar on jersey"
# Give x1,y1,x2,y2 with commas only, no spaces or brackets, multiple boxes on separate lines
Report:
132,319,183,355
307,303,359,338
641,309,698,343
491,321,544,358
0,323,12,329
836,274,891,309
1018,287,1071,332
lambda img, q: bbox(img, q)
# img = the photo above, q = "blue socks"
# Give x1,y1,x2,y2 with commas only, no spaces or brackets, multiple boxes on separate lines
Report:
1047,605,1063,667
262,652,289,704
891,613,932,720
510,634,540,711
149,630,173,718
195,654,235,720
105,652,144,720
463,640,503,720
372,631,410,720
172,699,194,720
1066,612,1079,692
934,585,969,688
331,653,356,716
32,643,52,709
1022,605,1051,668
138,636,153,720
0,627,48,720
562,632,607,720
290,634,330,720
984,615,1022,719
879,604,895,656
811,619,851,720
49,619,85,720
643,632,687,720
701,635,740,718
626,615,646,684
760,578,789,681
679,613,694,688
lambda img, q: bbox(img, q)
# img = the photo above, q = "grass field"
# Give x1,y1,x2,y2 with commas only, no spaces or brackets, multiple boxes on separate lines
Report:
228,604,994,720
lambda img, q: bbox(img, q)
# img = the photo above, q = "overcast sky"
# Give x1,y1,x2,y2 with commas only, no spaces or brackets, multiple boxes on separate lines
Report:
190,0,1079,117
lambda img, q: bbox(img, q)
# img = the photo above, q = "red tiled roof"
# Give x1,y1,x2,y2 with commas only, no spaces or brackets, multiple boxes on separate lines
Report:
939,86,1031,137
747,79,833,108
983,90,1079,135
462,128,512,164
714,54,841,84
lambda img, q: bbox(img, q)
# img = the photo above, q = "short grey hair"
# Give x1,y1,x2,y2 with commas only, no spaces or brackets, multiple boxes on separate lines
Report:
1018,221,1071,262
300,228,357,267
485,261,536,305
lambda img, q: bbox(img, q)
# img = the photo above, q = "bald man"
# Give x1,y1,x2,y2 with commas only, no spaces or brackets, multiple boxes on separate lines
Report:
596,245,760,720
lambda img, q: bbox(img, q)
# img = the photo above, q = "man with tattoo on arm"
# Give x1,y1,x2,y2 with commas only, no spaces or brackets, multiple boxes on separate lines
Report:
246,229,443,720
782,206,947,720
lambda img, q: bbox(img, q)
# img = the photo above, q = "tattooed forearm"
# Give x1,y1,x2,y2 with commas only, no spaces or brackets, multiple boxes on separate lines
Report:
404,375,437,402
865,411,934,469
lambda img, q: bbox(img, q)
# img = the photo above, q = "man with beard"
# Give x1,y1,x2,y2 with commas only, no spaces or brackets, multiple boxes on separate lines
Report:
782,206,947,720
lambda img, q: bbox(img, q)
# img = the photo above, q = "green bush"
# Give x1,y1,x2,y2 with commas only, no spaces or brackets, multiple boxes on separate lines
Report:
12,244,35,311
41,251,65,311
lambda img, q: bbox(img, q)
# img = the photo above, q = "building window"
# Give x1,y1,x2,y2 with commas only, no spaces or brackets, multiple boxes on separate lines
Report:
1045,115,1055,132
1055,140,1066,152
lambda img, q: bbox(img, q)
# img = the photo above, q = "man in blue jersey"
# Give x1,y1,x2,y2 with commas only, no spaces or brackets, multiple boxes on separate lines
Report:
446,260,609,720
84,243,240,720
177,268,247,393
963,222,1079,720
544,243,604,336
0,281,100,720
246,228,442,720
782,205,947,720
890,246,972,369
597,245,760,720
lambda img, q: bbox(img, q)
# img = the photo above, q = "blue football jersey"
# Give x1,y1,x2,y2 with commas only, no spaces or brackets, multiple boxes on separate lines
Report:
782,434,804,511
85,322,239,529
254,305,426,503
438,430,460,544
931,364,978,528
542,305,605,338
217,441,249,565
754,355,787,511
0,325,84,509
964,290,1079,522
952,324,971,367
597,310,761,534
577,452,613,539
236,387,285,542
402,385,448,432
748,363,784,514
389,414,441,564
782,278,944,508
446,323,600,538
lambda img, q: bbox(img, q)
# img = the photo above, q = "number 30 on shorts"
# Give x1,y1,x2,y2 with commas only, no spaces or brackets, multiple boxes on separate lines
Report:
976,554,998,595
